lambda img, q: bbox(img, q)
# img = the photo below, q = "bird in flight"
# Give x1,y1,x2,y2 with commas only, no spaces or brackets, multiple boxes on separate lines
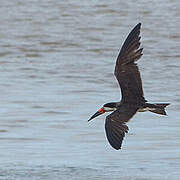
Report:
88,23,170,150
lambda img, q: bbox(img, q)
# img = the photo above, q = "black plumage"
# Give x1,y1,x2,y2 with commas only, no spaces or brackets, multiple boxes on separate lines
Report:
105,23,144,149
105,105,138,150
88,23,170,150
114,23,145,104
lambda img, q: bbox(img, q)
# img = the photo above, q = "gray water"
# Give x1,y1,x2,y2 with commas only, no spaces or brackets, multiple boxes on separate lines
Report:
0,0,180,179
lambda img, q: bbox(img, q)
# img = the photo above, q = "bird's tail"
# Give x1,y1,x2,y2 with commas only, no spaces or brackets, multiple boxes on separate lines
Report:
147,103,170,115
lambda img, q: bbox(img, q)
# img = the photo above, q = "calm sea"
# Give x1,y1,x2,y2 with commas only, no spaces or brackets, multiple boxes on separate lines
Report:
0,0,180,179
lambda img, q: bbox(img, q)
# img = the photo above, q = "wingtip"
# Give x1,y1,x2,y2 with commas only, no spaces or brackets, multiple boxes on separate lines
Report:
113,145,122,150
138,22,142,27
135,23,142,30
109,144,121,150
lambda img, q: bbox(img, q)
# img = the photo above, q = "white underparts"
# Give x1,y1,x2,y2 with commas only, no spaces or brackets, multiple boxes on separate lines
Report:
138,107,156,112
104,107,157,112
104,107,117,112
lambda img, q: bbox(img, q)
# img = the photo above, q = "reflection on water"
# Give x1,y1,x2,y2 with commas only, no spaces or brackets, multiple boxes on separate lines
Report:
0,0,180,179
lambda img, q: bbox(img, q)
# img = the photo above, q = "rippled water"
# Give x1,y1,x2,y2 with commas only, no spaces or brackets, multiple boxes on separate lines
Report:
0,0,180,179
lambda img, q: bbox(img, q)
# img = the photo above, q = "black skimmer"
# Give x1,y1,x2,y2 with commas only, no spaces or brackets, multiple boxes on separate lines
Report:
88,23,170,150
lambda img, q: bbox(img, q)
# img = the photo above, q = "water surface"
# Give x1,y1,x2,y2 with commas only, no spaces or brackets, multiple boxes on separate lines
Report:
0,0,180,179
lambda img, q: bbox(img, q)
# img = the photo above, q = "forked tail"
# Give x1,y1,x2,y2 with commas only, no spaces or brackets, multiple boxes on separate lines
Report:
148,103,170,115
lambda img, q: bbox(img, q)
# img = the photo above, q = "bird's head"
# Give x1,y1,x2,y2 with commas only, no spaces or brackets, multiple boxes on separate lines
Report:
88,102,117,121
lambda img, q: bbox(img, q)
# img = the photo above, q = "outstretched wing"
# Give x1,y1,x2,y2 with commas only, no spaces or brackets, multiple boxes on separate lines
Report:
105,105,138,150
114,23,146,104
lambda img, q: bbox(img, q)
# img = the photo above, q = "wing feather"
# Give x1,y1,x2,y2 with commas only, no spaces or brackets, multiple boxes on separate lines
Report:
105,105,138,150
114,23,146,104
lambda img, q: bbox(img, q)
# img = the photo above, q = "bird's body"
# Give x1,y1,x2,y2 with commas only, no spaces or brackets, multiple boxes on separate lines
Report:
88,23,170,150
